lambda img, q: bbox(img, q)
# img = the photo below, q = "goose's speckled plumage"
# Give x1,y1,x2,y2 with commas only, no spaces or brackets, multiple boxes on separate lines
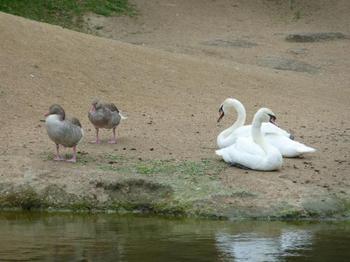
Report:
88,99,127,144
45,104,83,162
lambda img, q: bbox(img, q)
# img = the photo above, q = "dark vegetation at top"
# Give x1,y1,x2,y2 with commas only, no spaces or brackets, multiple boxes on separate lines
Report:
0,0,136,30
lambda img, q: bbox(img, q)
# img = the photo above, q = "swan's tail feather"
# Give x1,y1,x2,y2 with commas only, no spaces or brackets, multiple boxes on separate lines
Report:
215,149,223,156
119,112,128,120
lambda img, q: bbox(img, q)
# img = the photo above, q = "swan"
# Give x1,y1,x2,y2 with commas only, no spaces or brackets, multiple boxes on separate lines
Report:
88,99,127,144
217,98,315,157
216,108,283,171
45,104,84,163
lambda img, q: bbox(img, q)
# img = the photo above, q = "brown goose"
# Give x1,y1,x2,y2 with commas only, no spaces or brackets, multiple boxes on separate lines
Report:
45,104,84,162
88,99,127,144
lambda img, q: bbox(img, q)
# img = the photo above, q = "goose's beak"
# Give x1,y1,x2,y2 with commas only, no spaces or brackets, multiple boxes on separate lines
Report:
90,105,96,113
44,112,49,117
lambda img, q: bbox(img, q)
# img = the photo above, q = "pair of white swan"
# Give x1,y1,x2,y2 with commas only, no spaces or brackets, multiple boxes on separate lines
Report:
215,98,315,171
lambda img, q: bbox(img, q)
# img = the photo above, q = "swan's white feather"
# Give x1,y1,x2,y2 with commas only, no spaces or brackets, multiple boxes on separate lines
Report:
218,123,291,149
265,135,316,157
216,137,282,171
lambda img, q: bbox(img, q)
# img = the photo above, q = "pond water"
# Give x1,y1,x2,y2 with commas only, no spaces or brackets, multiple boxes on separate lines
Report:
0,212,349,261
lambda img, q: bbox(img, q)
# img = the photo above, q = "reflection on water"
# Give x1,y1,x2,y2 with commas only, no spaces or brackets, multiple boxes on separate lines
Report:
216,230,312,261
0,212,349,261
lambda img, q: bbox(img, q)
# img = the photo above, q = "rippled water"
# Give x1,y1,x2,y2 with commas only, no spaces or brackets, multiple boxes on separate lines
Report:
0,212,349,261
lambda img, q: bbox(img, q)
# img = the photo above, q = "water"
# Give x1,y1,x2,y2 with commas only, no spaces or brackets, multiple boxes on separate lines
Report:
0,212,349,261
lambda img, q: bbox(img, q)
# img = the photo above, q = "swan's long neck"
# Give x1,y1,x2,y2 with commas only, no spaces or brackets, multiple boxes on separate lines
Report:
219,100,246,139
251,117,269,153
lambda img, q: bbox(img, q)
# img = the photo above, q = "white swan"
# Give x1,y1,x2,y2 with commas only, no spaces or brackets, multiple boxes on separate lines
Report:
217,98,315,157
216,108,283,171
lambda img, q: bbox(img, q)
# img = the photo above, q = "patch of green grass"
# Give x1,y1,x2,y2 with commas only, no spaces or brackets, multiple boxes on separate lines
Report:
135,160,176,175
76,152,96,165
104,153,127,163
134,159,226,177
97,157,227,178
0,0,136,30
230,190,257,198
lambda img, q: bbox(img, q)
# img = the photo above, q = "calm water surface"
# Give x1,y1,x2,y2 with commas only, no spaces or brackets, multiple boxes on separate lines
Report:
0,212,349,261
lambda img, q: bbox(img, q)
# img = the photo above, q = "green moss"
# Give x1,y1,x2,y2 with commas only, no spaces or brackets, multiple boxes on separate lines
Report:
276,209,305,220
69,201,94,212
0,186,46,210
302,197,346,218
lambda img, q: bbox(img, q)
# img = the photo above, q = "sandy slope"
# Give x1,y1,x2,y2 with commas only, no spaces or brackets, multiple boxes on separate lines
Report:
0,0,349,217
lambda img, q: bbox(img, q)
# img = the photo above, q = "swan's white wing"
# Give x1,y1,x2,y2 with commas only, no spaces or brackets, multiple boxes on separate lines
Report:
232,124,291,139
265,134,316,157
261,123,291,137
217,122,291,151
216,137,267,169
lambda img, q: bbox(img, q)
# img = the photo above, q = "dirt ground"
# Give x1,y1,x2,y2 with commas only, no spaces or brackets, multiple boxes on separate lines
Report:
0,0,349,218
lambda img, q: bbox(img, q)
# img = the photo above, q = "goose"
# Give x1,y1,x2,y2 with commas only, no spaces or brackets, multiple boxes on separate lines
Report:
217,98,315,157
216,108,283,171
45,104,84,163
88,99,127,144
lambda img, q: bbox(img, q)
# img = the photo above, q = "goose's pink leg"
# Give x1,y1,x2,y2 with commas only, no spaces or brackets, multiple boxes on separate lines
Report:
91,128,101,144
108,127,117,144
54,144,64,161
66,146,77,163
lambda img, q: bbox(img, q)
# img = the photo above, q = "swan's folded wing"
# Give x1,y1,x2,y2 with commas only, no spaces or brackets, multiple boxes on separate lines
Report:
234,137,266,156
261,123,290,137
232,124,290,139
216,137,265,167
265,134,315,157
